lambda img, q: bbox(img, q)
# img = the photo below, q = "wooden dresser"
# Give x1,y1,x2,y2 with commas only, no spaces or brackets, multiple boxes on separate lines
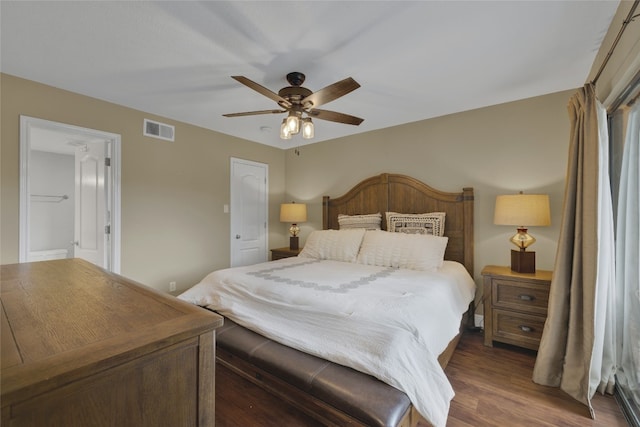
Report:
481,265,552,351
1,259,223,427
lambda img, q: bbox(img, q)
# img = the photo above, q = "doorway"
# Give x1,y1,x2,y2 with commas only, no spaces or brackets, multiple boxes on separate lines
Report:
19,116,121,273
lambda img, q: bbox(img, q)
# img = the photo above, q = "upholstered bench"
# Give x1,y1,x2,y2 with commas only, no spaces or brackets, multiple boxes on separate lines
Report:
215,318,414,427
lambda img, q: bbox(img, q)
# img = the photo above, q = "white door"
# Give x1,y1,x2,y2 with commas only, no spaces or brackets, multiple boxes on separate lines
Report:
230,158,268,267
74,142,107,267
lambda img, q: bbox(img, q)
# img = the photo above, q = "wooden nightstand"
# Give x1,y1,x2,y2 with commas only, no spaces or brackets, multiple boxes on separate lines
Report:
271,246,303,260
482,265,553,351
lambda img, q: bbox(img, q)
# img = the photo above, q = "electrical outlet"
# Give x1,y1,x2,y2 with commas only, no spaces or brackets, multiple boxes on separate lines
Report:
169,281,177,292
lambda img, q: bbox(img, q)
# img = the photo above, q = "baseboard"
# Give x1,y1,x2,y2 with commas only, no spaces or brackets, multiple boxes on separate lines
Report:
464,314,484,333
474,314,484,329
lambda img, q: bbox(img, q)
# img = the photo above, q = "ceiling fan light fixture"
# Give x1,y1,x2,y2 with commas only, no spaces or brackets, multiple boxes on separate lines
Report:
280,119,292,139
225,72,363,141
302,118,314,139
286,112,300,135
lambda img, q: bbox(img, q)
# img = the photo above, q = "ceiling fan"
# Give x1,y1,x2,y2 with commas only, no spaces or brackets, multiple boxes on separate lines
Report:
223,72,364,140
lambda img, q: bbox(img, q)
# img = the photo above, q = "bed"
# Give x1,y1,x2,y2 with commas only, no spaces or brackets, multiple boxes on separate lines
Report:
179,173,475,427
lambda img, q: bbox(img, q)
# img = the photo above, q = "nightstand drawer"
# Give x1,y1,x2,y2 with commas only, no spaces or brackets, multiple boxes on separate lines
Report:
492,279,549,315
493,309,546,350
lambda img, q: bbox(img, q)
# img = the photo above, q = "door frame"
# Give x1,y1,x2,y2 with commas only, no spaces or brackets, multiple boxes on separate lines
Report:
19,116,122,273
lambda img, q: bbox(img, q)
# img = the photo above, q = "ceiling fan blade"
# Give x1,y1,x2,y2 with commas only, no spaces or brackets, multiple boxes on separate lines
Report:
308,109,364,125
231,76,292,108
223,109,286,118
302,77,360,108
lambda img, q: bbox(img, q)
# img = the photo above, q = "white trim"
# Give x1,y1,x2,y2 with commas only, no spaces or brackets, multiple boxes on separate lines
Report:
111,137,122,273
19,116,122,273
474,314,484,329
19,118,31,264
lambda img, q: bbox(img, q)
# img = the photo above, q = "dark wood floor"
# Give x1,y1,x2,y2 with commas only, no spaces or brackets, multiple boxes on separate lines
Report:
442,331,626,427
215,331,627,426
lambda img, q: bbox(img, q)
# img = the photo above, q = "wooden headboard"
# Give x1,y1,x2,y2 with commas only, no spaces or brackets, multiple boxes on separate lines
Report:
322,173,474,275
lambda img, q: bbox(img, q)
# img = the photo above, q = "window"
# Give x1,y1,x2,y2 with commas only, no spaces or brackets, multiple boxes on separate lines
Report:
609,80,640,427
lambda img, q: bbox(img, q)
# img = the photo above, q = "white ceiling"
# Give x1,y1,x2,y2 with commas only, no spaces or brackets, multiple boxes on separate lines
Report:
0,1,619,149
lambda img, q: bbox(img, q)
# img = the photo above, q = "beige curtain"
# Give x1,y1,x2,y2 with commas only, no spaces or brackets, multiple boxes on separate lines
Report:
532,83,614,416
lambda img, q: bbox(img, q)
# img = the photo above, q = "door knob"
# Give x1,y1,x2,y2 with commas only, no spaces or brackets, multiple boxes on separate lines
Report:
236,235,241,239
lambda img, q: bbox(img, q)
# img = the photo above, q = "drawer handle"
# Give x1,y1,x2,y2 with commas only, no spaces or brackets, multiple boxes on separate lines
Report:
518,294,535,301
519,325,534,333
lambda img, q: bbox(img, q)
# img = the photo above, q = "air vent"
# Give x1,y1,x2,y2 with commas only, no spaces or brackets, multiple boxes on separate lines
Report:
143,119,175,142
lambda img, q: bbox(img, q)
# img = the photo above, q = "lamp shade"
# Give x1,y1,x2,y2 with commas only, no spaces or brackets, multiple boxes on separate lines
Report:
280,203,307,223
494,194,550,227
280,119,292,139
285,113,300,135
302,118,314,139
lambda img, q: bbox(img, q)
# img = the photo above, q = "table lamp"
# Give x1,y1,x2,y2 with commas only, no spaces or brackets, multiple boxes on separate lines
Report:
494,193,550,273
280,202,307,250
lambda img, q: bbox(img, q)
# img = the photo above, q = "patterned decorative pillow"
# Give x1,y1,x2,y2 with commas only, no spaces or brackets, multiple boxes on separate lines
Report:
386,212,446,237
338,213,382,230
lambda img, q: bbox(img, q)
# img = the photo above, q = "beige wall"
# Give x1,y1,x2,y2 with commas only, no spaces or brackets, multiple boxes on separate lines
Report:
0,2,633,317
1,74,287,292
0,73,575,312
284,89,574,310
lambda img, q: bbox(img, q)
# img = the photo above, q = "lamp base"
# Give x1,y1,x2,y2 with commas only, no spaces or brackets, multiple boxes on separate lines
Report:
511,249,535,273
289,236,299,250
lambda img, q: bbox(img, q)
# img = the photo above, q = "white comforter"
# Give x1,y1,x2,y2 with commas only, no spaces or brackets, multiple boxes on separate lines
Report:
178,257,475,427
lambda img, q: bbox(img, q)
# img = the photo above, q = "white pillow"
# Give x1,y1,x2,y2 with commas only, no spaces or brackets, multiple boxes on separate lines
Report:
356,230,448,271
298,229,366,263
